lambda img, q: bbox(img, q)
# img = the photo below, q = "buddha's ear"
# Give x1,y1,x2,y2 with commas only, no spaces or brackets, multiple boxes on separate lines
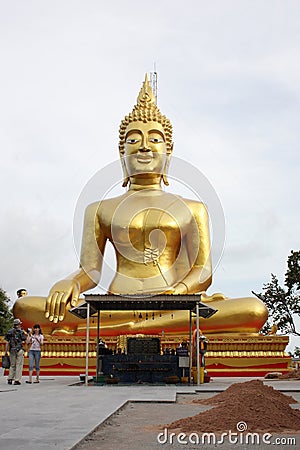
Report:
162,144,173,186
120,154,130,187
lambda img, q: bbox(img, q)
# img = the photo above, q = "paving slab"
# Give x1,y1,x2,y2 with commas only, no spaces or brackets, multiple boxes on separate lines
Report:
0,374,299,450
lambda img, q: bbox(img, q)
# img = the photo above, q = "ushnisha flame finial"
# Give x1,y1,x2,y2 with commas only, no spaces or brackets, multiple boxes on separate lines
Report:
119,74,173,154
136,73,156,108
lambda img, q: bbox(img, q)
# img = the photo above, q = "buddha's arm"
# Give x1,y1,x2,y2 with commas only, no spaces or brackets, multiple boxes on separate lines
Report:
45,202,106,323
172,202,212,295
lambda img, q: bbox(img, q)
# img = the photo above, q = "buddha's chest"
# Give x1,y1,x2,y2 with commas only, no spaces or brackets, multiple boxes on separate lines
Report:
101,203,191,250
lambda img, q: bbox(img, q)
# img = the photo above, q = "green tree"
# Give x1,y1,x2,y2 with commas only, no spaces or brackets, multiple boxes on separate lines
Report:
0,288,13,335
253,250,300,337
294,347,300,357
285,250,300,295
288,346,300,358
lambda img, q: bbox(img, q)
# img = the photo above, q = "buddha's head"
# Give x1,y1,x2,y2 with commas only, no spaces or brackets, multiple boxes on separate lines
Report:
119,75,173,187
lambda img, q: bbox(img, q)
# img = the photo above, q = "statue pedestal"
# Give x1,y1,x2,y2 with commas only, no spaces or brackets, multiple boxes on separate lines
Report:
1,334,292,377
200,334,291,377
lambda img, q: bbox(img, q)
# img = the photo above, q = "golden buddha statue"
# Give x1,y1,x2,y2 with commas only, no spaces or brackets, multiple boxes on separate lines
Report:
14,75,268,336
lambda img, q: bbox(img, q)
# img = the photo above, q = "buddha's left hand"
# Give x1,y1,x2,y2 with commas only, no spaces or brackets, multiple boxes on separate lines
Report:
45,279,80,323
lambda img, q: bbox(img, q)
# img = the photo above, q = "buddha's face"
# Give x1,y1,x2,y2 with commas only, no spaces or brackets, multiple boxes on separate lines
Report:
122,121,171,179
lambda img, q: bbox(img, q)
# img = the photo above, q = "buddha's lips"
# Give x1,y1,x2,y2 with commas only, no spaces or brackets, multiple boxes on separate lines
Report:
137,155,152,163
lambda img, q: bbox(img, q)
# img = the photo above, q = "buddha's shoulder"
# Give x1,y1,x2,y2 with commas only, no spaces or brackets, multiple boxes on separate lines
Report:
84,194,132,215
161,194,208,218
175,196,208,213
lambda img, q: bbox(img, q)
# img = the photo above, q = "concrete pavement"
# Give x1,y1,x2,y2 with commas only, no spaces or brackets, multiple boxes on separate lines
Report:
0,371,299,450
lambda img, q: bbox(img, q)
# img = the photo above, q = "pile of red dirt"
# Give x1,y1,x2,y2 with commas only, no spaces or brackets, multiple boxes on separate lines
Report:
167,380,300,433
279,370,300,380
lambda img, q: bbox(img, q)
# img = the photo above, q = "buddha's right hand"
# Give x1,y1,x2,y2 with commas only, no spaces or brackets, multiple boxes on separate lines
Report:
45,279,80,323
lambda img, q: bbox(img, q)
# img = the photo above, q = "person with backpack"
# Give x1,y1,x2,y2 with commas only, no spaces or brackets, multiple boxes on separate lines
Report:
5,318,27,385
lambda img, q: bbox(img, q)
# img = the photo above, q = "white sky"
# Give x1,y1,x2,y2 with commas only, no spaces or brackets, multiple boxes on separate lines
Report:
1,1,299,350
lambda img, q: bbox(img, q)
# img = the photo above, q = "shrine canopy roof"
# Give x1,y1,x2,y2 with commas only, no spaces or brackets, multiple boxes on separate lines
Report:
69,294,218,320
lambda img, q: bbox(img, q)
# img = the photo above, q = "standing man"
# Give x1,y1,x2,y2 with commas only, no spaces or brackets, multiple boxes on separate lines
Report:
5,318,27,385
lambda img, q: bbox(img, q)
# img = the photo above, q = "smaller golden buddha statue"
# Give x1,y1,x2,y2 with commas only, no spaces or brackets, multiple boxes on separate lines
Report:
268,323,278,335
13,75,268,336
17,289,28,299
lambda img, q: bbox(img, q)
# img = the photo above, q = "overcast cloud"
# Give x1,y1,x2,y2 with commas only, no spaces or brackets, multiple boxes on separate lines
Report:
1,1,299,350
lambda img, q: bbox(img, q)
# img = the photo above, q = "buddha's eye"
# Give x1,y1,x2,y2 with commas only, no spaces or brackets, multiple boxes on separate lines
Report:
149,138,163,143
126,138,139,144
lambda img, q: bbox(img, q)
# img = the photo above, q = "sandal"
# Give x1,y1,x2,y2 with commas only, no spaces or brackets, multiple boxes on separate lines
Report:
26,381,32,384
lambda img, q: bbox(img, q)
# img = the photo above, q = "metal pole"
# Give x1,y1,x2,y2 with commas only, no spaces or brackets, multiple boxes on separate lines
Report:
196,300,200,386
96,310,100,376
189,309,193,384
85,302,90,386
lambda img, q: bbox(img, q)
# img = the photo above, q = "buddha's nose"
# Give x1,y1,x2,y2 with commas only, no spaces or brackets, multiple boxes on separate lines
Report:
139,146,151,152
139,135,150,151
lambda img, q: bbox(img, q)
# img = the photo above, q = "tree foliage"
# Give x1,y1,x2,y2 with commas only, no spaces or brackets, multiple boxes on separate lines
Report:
253,250,300,336
0,288,13,335
288,346,300,358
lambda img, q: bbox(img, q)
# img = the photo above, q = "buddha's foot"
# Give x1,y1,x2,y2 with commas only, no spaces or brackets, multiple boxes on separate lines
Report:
201,292,227,302
51,328,77,336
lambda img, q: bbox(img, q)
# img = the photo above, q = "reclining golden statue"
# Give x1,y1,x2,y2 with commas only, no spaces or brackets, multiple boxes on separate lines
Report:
14,76,268,336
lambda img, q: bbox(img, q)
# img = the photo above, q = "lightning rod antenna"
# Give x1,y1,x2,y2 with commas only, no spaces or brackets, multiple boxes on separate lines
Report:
150,63,157,102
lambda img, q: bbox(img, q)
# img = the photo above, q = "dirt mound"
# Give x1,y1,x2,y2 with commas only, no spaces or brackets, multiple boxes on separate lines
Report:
167,379,300,433
194,379,297,407
279,370,300,380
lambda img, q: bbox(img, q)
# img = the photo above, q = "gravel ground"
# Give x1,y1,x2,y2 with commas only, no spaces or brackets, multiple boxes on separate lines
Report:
72,392,300,450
